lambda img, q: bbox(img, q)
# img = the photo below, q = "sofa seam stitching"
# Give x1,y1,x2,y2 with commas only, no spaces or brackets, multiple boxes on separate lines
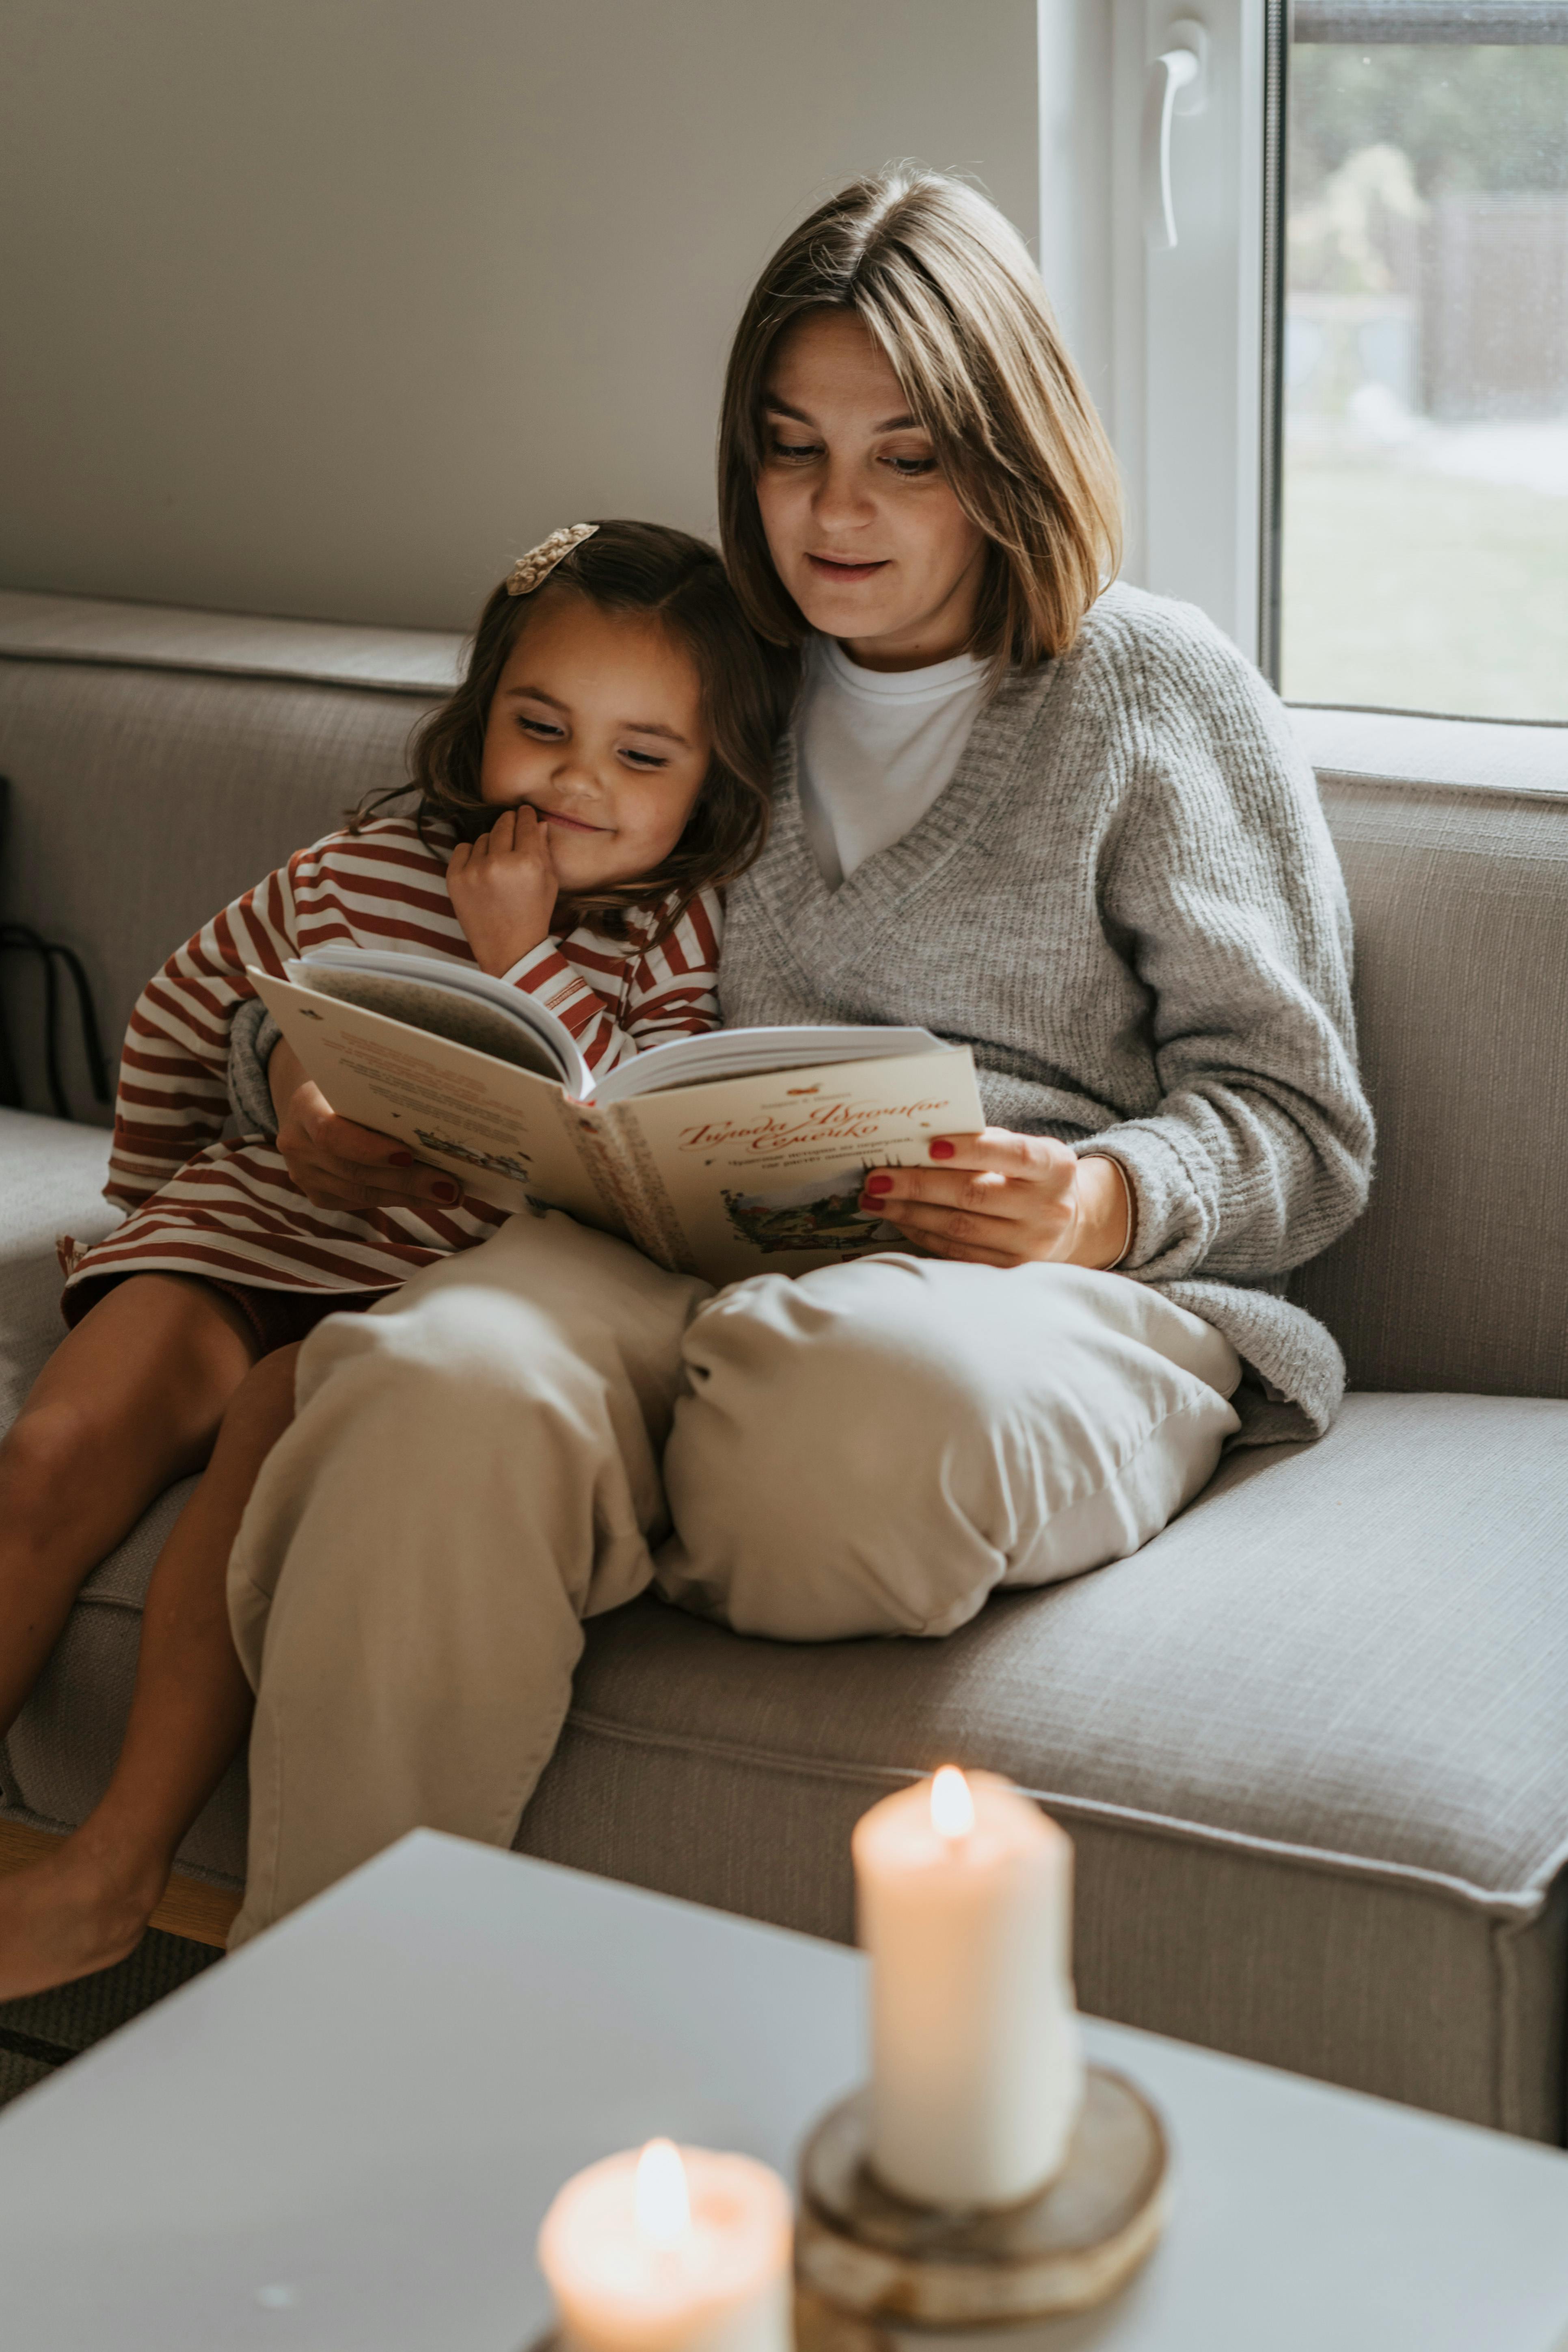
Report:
1317,766,1568,808
0,645,447,701
558,1704,1555,1918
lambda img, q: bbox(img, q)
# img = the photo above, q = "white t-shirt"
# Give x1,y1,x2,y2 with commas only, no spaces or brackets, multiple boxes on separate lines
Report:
795,632,989,888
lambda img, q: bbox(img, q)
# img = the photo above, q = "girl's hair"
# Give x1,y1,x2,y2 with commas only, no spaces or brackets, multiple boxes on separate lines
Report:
719,170,1122,672
360,520,797,940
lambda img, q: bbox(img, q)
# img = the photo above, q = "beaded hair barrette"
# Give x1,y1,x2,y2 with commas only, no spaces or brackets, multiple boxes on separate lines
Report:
505,523,599,597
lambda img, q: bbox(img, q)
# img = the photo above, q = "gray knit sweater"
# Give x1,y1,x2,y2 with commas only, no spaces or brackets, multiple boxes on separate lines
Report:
719,585,1374,1443
229,583,1371,1442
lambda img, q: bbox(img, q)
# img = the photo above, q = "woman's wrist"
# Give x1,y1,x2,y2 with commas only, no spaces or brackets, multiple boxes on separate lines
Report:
1074,1153,1134,1271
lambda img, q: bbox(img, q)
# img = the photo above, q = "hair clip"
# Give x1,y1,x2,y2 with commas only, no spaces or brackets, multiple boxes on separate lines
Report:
505,523,599,597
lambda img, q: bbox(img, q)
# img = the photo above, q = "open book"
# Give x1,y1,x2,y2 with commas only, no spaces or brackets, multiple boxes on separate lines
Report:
248,947,984,1283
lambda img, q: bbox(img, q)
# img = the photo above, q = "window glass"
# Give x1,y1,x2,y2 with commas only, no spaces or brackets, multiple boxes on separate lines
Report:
1280,30,1568,718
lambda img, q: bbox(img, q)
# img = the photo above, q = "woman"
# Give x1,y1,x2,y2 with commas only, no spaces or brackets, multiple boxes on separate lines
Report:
225,170,1373,1940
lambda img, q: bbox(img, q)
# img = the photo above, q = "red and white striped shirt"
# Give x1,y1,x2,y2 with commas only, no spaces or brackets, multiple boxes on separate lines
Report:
63,816,721,1301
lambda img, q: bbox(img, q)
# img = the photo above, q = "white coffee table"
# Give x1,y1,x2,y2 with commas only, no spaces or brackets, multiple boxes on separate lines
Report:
0,1831,1566,2350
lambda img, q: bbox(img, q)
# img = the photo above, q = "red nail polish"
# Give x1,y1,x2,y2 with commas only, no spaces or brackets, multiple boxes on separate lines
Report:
929,1138,956,1160
433,1181,460,1203
389,1151,415,1167
865,1173,894,1197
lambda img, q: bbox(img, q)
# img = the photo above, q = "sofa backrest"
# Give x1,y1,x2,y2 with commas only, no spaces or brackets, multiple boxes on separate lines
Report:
0,593,459,1118
3,593,1565,1401
1296,760,1568,1401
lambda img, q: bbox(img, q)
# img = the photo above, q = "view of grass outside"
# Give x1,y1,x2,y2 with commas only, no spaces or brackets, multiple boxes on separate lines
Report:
1281,42,1568,720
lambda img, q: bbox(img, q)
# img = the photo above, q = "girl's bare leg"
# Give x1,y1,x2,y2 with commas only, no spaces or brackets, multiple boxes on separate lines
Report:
0,1274,259,1998
0,1274,261,1736
0,1346,302,1999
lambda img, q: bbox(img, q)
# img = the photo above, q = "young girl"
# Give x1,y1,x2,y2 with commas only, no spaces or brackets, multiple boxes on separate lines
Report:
0,519,794,1996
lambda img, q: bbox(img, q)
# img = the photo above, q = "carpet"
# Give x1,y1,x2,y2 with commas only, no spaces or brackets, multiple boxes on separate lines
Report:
0,1929,221,2110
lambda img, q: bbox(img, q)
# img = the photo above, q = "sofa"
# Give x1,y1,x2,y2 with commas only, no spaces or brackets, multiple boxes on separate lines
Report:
3,587,1566,2141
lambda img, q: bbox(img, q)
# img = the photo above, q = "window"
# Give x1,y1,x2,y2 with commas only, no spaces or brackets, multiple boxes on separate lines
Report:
1275,3,1568,720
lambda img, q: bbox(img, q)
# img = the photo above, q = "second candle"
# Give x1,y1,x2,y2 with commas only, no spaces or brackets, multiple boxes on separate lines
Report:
852,1767,1084,2209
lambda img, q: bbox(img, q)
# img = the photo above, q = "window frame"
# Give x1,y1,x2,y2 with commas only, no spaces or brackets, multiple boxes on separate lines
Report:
1048,0,1273,667
1047,0,1568,696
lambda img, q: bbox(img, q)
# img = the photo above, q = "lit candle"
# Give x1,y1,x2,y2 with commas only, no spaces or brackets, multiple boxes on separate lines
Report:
852,1767,1084,2209
538,2138,793,2352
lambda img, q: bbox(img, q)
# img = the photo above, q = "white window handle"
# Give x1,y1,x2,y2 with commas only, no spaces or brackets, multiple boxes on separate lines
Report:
1143,18,1209,252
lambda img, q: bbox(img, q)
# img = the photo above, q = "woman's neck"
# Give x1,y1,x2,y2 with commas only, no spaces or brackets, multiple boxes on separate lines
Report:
834,628,980,674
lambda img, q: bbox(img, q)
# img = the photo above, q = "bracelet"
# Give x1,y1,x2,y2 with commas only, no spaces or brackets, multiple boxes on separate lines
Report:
1084,1152,1135,1270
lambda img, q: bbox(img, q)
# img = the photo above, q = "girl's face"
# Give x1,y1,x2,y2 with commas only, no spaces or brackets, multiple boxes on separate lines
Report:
755,309,988,673
478,596,712,892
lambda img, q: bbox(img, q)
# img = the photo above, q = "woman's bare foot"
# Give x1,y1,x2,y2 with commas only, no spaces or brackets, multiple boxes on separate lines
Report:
0,1829,167,2001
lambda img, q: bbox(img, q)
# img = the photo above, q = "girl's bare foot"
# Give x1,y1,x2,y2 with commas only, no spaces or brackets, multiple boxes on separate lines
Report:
0,1830,167,2001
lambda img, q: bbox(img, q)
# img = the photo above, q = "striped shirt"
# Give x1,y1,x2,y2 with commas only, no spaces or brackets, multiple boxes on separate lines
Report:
62,816,721,1302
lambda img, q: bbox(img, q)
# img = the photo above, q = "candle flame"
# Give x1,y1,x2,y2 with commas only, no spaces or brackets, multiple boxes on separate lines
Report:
930,1766,976,1840
635,2138,691,2248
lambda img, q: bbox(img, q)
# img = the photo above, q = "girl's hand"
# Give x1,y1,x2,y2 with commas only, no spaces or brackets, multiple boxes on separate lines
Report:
861,1131,1132,1270
268,1040,464,1216
447,806,560,976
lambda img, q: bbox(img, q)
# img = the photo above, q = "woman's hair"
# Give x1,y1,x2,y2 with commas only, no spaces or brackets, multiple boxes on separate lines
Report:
719,170,1122,671
359,520,797,940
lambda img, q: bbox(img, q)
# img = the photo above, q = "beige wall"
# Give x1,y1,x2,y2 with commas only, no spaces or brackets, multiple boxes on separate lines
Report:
0,0,1037,631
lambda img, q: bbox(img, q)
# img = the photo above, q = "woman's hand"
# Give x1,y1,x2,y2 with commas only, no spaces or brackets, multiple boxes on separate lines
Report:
446,806,560,976
268,1039,464,1216
861,1132,1132,1270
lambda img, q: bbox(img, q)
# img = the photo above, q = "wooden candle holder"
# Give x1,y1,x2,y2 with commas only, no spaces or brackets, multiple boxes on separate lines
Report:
794,2067,1169,2328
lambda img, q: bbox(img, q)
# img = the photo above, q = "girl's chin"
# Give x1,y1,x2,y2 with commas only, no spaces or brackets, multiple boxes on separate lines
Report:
552,859,635,896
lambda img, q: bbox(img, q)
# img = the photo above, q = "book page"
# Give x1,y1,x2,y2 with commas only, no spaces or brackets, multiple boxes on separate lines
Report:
594,1022,941,1103
250,970,622,1236
607,1045,985,1285
294,965,566,1079
294,946,592,1095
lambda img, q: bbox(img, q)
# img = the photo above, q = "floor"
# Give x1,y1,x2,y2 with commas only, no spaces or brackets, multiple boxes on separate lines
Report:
0,1819,238,2112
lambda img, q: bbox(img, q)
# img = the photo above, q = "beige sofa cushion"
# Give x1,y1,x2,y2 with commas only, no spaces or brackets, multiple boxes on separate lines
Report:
0,1109,115,1427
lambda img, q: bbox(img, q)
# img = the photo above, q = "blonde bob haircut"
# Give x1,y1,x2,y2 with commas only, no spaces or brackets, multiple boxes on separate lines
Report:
719,169,1123,671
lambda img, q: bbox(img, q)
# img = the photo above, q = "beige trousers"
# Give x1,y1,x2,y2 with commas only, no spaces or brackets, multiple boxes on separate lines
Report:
226,1210,1241,1944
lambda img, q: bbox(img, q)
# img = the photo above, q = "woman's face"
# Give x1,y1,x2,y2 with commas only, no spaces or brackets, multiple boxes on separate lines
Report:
478,596,711,892
754,309,987,673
